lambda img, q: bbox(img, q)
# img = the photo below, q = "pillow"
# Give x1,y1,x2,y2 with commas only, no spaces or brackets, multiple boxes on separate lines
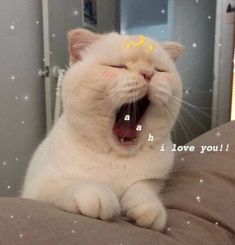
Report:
162,121,235,244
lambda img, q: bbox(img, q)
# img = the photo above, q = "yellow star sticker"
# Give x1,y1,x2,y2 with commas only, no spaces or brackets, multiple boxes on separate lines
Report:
125,35,156,53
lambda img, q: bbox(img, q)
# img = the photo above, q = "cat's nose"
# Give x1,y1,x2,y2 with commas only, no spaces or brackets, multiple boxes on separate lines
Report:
139,69,155,82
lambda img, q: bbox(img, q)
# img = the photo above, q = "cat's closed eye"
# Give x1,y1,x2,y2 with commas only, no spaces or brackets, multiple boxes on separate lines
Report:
107,64,128,69
155,68,167,72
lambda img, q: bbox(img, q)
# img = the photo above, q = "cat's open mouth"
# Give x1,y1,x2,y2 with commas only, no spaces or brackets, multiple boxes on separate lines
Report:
112,95,150,146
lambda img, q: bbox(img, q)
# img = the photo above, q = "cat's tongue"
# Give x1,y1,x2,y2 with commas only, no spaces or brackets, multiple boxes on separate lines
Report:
112,96,150,144
113,106,137,141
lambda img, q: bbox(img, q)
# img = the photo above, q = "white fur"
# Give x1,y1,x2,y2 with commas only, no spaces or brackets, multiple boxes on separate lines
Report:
22,30,183,231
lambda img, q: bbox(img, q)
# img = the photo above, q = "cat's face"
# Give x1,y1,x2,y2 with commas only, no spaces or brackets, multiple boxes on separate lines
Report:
62,29,183,156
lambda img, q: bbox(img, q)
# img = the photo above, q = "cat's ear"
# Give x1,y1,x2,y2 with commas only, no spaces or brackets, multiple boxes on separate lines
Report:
68,28,100,64
162,42,184,62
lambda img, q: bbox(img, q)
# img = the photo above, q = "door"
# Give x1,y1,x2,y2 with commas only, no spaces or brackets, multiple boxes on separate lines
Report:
41,0,83,131
40,0,118,132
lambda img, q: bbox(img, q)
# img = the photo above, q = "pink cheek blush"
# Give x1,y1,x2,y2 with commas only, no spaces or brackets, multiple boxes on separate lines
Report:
158,73,171,81
101,71,118,80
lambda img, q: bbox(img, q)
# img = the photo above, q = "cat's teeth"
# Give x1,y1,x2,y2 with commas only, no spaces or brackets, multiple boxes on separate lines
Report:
120,138,138,143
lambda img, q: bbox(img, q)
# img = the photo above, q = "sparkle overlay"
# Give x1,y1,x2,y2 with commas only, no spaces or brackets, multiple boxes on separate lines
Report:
0,2,230,238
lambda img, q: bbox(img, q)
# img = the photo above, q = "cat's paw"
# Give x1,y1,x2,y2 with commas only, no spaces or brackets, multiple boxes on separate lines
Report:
73,183,121,221
121,191,167,231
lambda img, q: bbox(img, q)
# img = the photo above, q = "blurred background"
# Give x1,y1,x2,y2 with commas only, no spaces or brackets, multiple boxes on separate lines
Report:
0,0,234,196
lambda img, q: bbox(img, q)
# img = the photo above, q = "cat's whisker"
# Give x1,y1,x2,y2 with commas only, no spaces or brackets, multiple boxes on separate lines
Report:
160,104,176,138
177,115,194,140
133,96,138,126
82,96,117,117
175,94,231,115
170,95,212,119
109,94,130,116
78,80,121,112
169,96,210,133
164,103,192,141
169,99,200,139
161,104,177,142
180,104,208,132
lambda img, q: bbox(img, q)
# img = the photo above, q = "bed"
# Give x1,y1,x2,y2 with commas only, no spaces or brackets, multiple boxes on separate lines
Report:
0,121,234,245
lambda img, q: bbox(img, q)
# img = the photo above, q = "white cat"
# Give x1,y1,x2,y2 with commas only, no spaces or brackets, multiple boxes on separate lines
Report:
22,29,183,231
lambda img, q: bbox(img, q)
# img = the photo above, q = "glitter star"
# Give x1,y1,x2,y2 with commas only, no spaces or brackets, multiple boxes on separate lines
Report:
196,196,201,202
